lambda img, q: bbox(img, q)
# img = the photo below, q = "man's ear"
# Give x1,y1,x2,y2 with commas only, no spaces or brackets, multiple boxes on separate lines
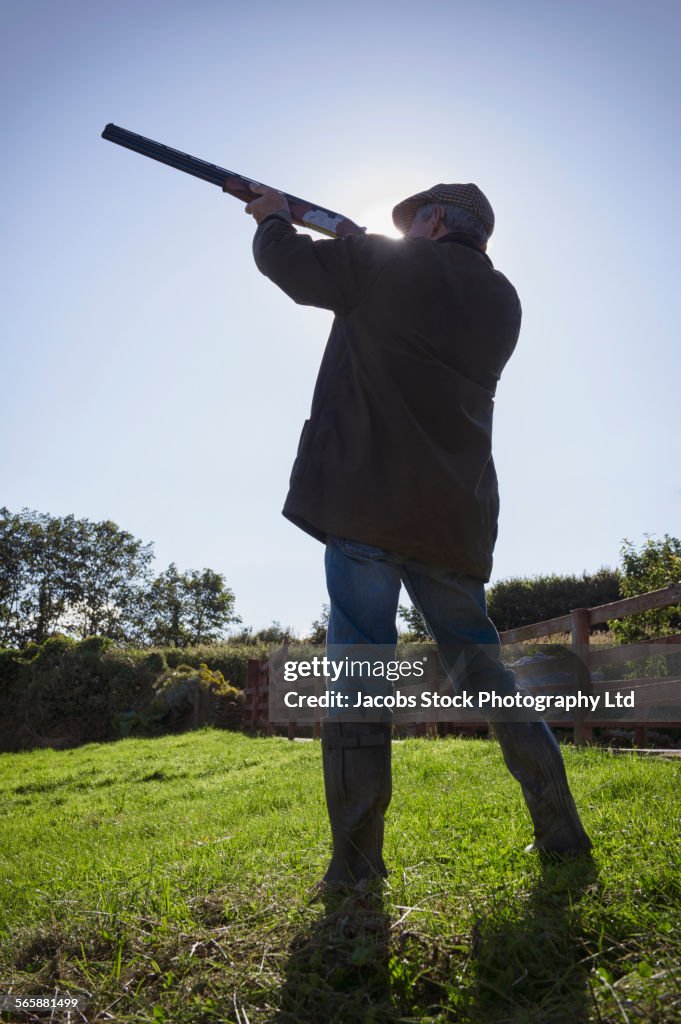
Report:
429,205,445,237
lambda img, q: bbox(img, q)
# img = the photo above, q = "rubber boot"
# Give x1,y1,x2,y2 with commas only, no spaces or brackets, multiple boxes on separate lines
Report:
492,720,592,854
321,720,392,885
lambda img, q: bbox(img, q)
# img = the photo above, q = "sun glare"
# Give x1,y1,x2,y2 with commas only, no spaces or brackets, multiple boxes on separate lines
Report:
356,200,404,238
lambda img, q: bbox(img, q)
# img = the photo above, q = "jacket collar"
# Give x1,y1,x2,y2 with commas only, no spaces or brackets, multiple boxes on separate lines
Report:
437,232,493,265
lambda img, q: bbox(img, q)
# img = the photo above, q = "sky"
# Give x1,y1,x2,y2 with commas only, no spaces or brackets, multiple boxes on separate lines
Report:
1,0,679,636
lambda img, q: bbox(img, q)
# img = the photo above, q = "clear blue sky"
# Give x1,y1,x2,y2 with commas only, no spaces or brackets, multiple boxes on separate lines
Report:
2,0,679,635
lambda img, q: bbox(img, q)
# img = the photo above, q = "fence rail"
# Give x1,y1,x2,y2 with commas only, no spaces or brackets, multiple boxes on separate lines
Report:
497,581,681,746
497,582,681,643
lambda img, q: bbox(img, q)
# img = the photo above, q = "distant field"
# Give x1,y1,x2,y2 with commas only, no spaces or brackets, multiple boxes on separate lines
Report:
0,732,679,1023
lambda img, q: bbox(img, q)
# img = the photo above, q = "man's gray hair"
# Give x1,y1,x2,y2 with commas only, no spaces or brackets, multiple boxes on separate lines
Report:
415,202,490,247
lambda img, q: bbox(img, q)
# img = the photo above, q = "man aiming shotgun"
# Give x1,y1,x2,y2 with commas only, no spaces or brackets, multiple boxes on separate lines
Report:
102,126,592,885
244,181,592,885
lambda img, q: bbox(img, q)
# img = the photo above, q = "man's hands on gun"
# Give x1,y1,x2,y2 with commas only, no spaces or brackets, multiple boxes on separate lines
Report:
245,184,291,224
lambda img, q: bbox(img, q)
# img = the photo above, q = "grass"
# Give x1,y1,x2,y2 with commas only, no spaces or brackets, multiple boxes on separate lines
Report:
0,731,679,1023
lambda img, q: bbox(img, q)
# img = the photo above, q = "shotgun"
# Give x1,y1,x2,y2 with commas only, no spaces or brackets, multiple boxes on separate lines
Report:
101,124,366,239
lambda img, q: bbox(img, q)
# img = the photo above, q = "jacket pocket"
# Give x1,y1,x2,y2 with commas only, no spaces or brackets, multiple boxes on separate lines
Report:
296,419,311,455
340,538,389,561
289,419,311,486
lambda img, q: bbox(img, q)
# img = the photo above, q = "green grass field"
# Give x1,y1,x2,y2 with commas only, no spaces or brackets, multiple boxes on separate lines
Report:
0,731,679,1023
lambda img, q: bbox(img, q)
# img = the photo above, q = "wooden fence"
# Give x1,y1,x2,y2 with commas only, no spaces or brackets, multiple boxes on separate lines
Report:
499,581,681,745
243,582,681,746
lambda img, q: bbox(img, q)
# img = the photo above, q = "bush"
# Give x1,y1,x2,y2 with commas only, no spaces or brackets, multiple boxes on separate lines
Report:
163,642,270,688
610,535,681,642
77,635,115,656
30,634,78,663
118,663,241,738
155,662,239,702
142,650,167,675
0,647,22,688
0,639,245,751
485,569,621,632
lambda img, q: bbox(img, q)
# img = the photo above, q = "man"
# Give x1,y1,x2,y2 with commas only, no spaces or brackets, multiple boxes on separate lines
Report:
245,180,592,885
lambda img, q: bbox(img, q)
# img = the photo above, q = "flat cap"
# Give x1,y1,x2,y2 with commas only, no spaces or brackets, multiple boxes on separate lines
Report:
392,182,495,236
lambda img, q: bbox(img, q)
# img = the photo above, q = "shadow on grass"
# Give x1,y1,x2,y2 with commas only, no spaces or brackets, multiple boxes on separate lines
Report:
275,886,393,1023
275,856,600,1023
469,854,600,1024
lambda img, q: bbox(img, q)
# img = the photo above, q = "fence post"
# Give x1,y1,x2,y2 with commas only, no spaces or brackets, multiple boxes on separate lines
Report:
193,682,200,730
284,638,296,737
571,608,592,746
313,666,322,739
244,659,261,732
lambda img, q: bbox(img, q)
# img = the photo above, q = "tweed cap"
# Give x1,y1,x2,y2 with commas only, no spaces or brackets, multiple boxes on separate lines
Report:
392,183,495,237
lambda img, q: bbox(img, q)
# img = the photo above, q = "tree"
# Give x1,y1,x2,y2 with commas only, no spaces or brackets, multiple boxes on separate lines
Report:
64,518,154,641
182,568,240,645
0,508,82,646
227,625,257,645
398,603,431,641
252,621,296,645
610,534,681,642
0,507,36,646
146,564,185,647
0,507,241,650
146,563,240,647
306,604,329,645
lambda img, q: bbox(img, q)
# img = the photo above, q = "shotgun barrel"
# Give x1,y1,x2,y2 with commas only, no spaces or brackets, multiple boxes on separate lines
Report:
101,124,365,238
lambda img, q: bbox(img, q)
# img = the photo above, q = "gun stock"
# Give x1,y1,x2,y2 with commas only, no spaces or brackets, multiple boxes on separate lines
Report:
101,124,365,239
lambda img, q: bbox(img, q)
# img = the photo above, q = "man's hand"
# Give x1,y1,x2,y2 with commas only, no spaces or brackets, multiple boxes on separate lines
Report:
245,183,291,224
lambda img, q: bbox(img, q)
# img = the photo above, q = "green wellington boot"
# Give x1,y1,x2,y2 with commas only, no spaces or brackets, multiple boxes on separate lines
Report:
492,720,593,855
321,720,392,885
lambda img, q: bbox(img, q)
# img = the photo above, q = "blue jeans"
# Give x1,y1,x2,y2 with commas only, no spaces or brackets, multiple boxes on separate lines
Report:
324,535,517,714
